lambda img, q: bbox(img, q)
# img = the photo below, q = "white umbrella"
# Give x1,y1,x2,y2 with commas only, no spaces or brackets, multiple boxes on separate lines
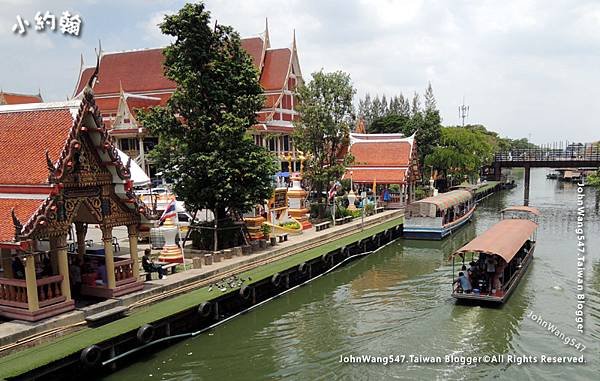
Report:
116,149,151,186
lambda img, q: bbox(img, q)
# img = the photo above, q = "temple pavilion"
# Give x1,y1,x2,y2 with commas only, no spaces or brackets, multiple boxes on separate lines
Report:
72,20,302,178
342,132,420,206
0,88,149,321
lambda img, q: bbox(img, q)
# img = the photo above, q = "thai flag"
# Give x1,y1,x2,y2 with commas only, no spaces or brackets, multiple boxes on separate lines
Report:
159,200,177,223
328,181,340,200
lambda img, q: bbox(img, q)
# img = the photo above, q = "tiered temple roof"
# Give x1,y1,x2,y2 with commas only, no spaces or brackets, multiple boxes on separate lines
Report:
72,21,301,133
0,92,148,247
342,133,418,184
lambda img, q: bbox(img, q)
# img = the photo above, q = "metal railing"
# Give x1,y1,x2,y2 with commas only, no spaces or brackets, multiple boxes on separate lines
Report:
495,146,600,162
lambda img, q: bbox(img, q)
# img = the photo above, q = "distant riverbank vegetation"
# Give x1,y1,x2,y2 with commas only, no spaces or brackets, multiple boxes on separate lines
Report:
357,86,536,182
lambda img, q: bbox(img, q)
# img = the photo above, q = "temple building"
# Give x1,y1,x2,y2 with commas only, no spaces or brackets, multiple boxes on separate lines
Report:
0,91,43,105
0,88,149,321
342,132,420,206
72,21,302,178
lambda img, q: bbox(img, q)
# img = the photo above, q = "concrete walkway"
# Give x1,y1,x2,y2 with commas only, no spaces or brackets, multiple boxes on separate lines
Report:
0,210,403,350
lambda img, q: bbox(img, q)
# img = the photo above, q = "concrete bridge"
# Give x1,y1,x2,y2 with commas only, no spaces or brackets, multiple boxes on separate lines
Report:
486,144,600,205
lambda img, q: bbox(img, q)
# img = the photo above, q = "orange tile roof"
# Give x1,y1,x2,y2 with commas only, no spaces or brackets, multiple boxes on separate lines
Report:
125,95,164,118
350,141,412,166
343,168,407,184
241,37,265,69
0,107,75,185
0,92,43,105
95,97,121,114
260,48,291,90
74,48,176,96
75,67,95,95
0,198,43,242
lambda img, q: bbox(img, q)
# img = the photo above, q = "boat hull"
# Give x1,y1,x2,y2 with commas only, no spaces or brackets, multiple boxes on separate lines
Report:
452,244,535,304
404,206,476,240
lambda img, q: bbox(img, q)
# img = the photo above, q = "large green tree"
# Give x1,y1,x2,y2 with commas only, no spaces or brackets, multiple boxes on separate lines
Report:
293,70,355,202
138,3,277,248
425,126,494,183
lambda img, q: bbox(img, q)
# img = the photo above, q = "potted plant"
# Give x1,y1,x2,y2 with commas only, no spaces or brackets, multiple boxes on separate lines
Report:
261,224,272,248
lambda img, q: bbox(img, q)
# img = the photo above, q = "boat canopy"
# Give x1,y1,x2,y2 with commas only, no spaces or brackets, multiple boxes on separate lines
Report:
450,219,538,263
410,189,472,216
501,206,541,216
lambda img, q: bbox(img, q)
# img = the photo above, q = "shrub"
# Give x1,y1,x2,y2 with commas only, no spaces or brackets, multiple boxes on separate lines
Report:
261,223,271,237
279,221,301,229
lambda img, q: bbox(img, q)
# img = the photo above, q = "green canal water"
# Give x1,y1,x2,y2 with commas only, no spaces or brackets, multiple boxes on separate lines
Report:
107,169,599,380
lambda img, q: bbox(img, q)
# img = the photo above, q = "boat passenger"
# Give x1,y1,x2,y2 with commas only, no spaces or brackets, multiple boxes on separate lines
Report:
486,256,498,293
467,261,479,285
454,271,472,293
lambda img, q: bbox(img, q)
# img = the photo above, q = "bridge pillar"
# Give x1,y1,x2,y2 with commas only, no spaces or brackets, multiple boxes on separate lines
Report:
523,165,531,206
494,163,501,181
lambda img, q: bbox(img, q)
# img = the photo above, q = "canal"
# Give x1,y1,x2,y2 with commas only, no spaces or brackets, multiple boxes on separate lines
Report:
106,168,599,380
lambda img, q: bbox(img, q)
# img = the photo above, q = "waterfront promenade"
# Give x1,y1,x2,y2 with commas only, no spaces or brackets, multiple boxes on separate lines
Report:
0,209,404,379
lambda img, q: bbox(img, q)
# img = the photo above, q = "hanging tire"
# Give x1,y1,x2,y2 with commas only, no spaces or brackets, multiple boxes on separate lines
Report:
298,262,308,274
239,285,251,299
198,302,212,317
136,324,155,344
271,273,282,287
322,253,333,267
80,345,102,368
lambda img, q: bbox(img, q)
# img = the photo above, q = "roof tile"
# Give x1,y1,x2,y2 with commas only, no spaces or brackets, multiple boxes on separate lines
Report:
0,108,74,185
0,198,43,242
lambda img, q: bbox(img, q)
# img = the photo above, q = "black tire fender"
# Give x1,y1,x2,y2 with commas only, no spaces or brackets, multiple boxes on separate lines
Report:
239,285,251,299
198,302,212,317
298,262,308,274
271,273,282,287
80,345,102,368
322,253,333,266
136,324,155,344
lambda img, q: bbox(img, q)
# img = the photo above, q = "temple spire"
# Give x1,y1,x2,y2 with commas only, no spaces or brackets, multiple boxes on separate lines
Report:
264,18,270,48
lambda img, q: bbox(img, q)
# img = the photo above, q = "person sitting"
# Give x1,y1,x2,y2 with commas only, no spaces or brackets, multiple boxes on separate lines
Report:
142,249,166,280
11,255,25,279
453,271,472,293
96,262,108,286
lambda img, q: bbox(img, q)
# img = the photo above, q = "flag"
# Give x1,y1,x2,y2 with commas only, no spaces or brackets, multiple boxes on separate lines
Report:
328,181,340,200
159,200,177,223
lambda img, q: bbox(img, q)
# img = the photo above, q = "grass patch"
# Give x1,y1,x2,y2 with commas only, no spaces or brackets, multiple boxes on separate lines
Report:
0,216,403,379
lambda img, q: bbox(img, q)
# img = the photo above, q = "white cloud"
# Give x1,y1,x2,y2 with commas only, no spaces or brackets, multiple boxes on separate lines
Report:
138,9,176,44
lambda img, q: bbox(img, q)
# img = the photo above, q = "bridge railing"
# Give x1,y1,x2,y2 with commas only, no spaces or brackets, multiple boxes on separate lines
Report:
495,146,600,162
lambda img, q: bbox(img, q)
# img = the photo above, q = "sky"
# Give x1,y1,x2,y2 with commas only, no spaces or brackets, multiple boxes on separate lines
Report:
0,0,598,143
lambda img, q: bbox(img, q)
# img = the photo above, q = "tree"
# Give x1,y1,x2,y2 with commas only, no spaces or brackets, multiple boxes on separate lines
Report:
425,127,494,183
138,3,277,250
293,70,355,204
418,83,442,163
368,114,409,134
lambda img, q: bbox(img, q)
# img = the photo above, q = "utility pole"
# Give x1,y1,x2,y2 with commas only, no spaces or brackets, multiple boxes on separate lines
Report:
458,97,469,127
